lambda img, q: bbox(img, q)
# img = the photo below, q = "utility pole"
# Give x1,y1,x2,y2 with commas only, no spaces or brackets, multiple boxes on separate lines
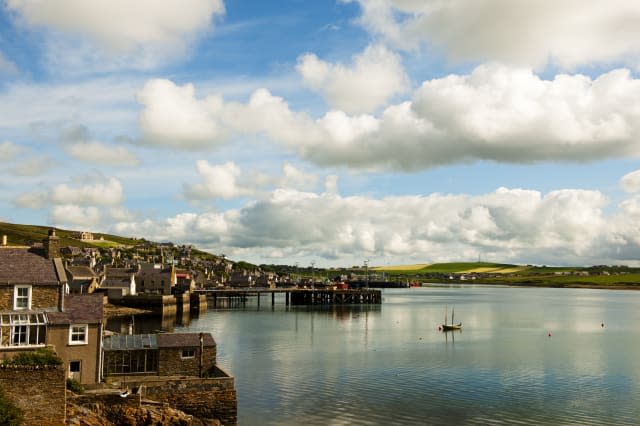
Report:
311,261,315,290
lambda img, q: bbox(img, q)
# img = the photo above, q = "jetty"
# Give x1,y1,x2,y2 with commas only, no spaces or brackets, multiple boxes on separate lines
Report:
194,288,382,308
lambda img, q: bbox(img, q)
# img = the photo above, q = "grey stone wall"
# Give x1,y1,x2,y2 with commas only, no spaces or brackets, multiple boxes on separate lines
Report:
158,345,216,377
126,373,237,426
0,365,66,425
0,286,59,310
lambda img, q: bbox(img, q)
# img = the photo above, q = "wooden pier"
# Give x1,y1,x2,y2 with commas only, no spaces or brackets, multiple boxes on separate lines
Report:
195,288,382,308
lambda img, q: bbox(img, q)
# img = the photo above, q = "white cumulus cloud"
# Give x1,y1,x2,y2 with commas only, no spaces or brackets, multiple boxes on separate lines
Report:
297,44,408,113
349,0,640,69
183,161,321,201
137,66,640,170
49,205,101,228
7,0,224,68
109,184,625,266
137,79,227,149
184,161,245,200
49,177,124,206
621,170,640,193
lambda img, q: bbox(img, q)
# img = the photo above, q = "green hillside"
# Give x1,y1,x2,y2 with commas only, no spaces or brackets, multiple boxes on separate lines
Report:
0,222,139,248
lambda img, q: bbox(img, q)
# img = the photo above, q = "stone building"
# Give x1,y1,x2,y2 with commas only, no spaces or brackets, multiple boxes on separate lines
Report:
75,231,94,241
136,262,175,294
0,230,104,385
65,264,99,294
102,332,216,377
46,294,103,385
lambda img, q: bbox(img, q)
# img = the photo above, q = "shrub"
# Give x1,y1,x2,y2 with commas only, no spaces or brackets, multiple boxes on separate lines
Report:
0,388,24,425
66,378,84,394
3,347,63,366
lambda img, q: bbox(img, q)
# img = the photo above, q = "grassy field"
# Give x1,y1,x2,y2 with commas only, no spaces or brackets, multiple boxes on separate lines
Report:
367,261,640,288
0,222,138,248
373,264,430,272
375,262,528,275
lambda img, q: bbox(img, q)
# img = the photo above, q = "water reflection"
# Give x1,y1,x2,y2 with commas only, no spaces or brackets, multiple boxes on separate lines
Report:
175,287,640,425
105,308,193,335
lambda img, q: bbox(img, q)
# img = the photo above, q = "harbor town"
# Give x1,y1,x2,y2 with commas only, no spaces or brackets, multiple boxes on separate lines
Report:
0,225,391,425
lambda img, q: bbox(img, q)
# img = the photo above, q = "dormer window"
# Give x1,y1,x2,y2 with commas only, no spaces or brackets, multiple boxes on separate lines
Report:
14,285,31,310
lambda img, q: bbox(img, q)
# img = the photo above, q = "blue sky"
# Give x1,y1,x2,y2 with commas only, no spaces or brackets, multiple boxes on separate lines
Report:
2,0,640,267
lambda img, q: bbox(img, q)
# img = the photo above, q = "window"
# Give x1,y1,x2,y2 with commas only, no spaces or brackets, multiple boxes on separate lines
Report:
11,325,26,345
69,361,81,373
3,313,46,347
13,286,31,310
69,324,88,345
181,349,195,359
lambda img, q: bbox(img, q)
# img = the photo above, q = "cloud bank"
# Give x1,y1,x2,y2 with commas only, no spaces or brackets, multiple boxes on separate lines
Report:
137,65,640,170
111,181,640,266
349,0,640,69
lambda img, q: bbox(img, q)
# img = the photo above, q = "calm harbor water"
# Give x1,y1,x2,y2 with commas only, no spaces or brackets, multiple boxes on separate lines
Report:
174,286,640,425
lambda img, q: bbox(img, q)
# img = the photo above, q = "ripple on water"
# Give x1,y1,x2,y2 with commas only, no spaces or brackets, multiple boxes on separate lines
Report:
178,288,640,425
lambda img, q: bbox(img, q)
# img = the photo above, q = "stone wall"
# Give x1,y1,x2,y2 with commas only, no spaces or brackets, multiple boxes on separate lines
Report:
158,345,216,377
126,371,237,426
117,294,178,316
67,394,205,425
0,285,58,310
0,365,66,425
32,286,59,309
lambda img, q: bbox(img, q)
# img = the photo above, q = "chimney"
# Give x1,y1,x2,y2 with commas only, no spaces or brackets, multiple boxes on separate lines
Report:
43,228,60,259
1,235,6,246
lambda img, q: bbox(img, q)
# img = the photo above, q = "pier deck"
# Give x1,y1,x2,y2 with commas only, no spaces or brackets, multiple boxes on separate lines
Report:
194,288,382,308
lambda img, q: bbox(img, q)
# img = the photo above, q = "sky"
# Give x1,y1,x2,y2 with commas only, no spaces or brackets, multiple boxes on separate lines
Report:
3,0,640,268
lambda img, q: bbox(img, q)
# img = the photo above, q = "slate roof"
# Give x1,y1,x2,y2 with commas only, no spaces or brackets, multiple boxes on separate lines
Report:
0,247,62,285
66,265,96,279
101,278,131,288
156,332,216,348
47,294,103,325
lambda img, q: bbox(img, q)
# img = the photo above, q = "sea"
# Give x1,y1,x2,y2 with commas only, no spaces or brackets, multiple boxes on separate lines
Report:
156,285,640,425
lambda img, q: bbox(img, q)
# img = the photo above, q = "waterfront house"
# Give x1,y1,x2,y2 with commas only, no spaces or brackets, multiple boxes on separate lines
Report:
228,270,253,288
0,230,103,385
136,262,175,295
46,294,103,385
254,272,276,288
0,233,65,353
102,332,216,377
174,269,196,294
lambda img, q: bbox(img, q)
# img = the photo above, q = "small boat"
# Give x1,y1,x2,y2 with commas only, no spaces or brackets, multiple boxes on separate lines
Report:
440,306,462,331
